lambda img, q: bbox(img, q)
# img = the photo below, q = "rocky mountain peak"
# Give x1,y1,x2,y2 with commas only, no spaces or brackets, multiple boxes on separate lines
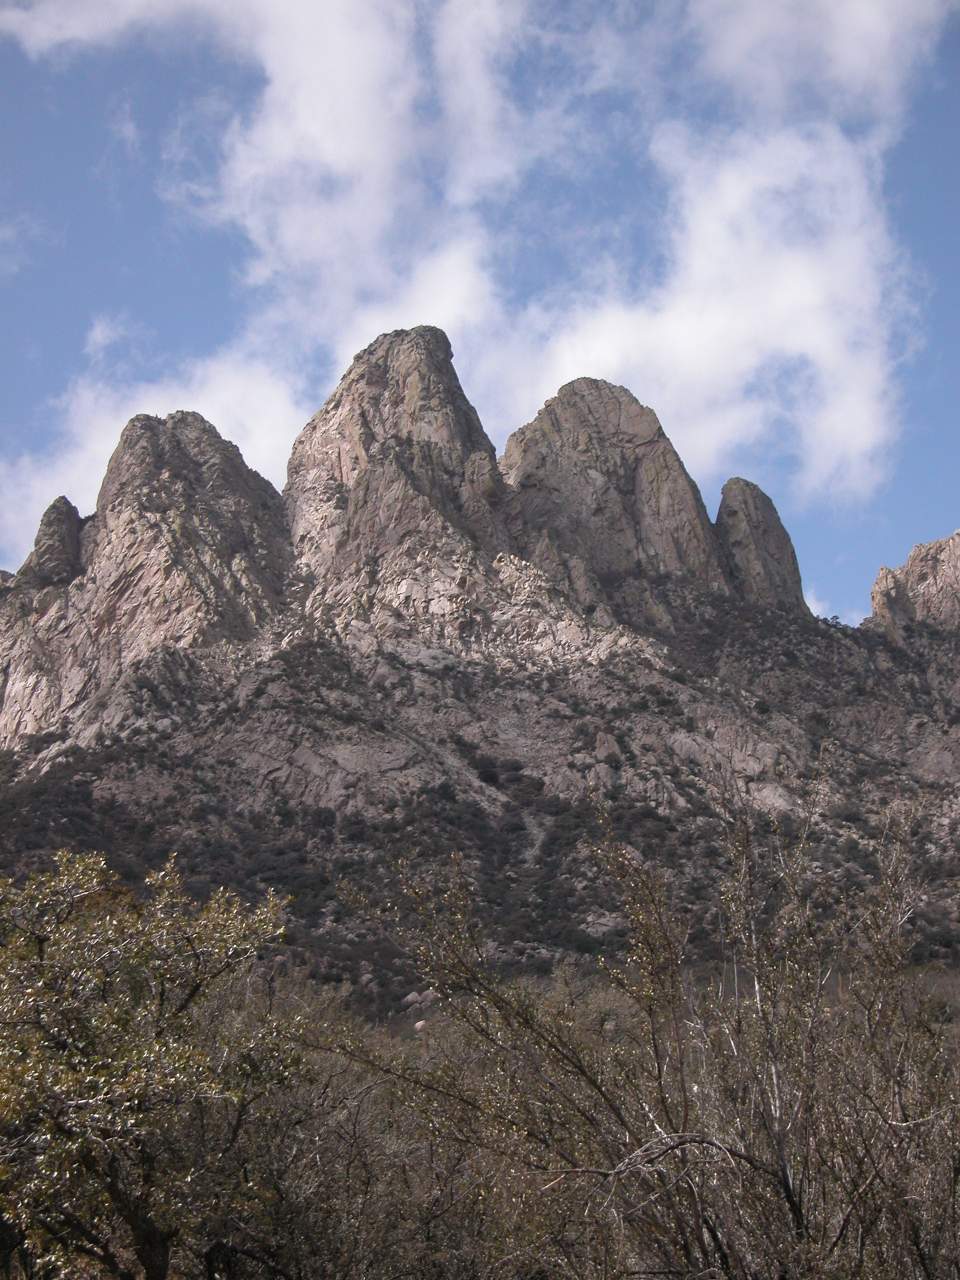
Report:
16,495,83,587
501,377,729,622
284,327,512,619
286,326,493,503
87,409,291,628
0,326,825,746
97,411,262,513
9,319,960,975
0,411,291,746
871,530,960,639
542,377,664,446
714,478,808,614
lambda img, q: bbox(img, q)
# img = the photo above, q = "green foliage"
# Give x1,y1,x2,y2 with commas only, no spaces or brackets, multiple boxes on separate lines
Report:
0,852,555,1279
0,852,292,1278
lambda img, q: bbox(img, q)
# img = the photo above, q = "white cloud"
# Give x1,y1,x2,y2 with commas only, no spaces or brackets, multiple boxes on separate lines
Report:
0,0,216,59
687,0,955,122
0,0,956,568
84,313,128,361
804,587,831,618
499,120,907,499
431,0,552,205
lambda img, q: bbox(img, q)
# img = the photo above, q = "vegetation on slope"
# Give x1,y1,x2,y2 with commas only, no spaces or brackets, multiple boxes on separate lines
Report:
0,820,957,1278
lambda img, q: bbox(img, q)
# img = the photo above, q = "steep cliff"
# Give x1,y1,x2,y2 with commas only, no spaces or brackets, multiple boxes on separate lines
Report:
285,326,510,575
715,477,808,613
502,378,729,626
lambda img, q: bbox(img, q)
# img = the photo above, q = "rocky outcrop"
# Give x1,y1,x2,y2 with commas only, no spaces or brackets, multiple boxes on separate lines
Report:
501,378,729,625
0,411,290,745
284,337,790,645
286,326,511,574
871,531,960,639
16,496,83,586
714,478,808,613
0,327,826,748
284,327,533,644
87,410,291,648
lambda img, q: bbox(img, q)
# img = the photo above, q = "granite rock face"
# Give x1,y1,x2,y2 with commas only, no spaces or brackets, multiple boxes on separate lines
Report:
282,330,803,653
715,478,808,613
0,328,828,751
285,325,511,567
0,411,290,745
502,378,728,625
871,531,960,639
90,410,291,646
16,496,83,587
284,326,529,646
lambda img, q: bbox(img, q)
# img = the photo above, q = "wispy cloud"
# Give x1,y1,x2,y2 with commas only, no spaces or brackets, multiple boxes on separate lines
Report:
804,587,831,619
107,95,141,154
0,215,39,278
0,0,956,567
511,119,910,497
83,313,129,362
686,0,952,121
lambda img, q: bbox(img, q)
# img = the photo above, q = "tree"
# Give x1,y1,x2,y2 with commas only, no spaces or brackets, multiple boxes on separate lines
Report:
375,821,960,1278
0,851,295,1279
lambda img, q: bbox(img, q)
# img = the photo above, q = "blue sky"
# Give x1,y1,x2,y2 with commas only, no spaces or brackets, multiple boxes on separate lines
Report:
1,0,958,622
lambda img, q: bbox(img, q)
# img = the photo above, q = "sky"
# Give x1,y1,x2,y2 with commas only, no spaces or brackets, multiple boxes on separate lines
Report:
0,1,958,622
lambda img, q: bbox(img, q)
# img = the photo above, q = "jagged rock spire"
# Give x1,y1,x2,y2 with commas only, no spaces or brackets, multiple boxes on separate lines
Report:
293,326,492,474
285,326,512,599
0,324,819,748
16,496,83,586
91,410,291,642
284,329,813,632
714,478,808,614
0,411,291,745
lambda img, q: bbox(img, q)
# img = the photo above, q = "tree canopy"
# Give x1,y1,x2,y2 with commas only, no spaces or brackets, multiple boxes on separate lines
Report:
0,853,292,1279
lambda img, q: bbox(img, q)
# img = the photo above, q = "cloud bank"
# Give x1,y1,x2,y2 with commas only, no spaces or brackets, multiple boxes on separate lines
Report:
0,0,955,566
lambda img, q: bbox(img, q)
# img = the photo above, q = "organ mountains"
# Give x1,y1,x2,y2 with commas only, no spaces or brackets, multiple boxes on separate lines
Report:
2,326,959,996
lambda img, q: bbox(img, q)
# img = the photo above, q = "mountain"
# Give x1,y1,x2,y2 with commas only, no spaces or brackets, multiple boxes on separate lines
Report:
872,530,960,640
2,326,959,1000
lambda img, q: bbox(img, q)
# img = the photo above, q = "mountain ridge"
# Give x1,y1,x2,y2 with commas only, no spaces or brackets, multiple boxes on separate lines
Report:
2,325,959,994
